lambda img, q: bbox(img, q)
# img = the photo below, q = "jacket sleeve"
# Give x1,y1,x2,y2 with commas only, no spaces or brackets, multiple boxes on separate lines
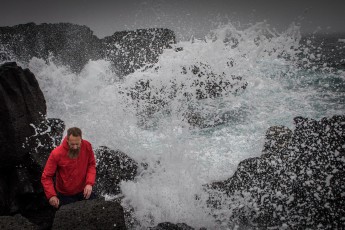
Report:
41,151,58,199
86,144,96,186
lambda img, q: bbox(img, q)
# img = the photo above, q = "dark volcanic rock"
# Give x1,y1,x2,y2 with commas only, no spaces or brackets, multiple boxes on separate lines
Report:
0,214,39,230
127,62,248,128
262,125,293,157
104,28,175,76
0,23,176,75
149,222,195,230
0,62,65,229
0,62,46,168
206,115,345,229
94,146,138,196
52,199,126,230
25,118,65,169
0,23,103,73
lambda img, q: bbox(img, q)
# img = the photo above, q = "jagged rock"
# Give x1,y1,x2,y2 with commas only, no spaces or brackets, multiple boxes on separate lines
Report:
0,23,103,73
127,62,248,128
0,214,39,230
0,62,65,229
52,199,126,230
181,63,247,100
0,23,176,75
206,115,345,229
0,154,57,228
104,28,175,76
129,62,247,103
149,222,195,230
94,146,138,195
0,62,46,168
25,118,65,169
262,125,292,157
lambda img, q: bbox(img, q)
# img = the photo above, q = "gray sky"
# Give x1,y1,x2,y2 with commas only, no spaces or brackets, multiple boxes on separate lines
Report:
1,0,345,40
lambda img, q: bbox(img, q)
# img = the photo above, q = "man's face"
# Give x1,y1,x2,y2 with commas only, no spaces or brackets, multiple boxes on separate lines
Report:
67,135,81,158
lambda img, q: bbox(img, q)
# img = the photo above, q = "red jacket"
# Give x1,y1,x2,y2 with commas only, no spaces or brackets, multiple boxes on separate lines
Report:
41,137,96,199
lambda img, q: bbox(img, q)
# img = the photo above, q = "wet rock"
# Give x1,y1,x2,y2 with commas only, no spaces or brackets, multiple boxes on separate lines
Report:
128,62,248,128
0,23,103,73
262,125,292,157
104,28,175,76
206,115,345,229
94,146,138,195
0,214,39,230
0,62,64,228
52,199,126,230
181,63,247,100
149,222,195,230
0,23,175,75
25,118,65,169
0,62,46,168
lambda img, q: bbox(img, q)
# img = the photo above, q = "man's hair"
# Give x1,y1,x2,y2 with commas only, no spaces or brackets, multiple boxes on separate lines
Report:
67,127,82,138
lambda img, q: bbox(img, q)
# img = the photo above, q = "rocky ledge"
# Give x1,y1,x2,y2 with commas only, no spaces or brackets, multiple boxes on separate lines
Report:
206,115,345,229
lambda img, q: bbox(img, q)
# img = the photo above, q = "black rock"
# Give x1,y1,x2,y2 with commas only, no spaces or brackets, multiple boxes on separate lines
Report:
25,118,65,170
127,62,248,128
149,222,195,230
0,62,65,229
94,146,138,196
0,214,39,230
104,28,175,76
0,62,46,168
206,115,345,229
52,199,126,230
0,23,103,73
0,23,176,75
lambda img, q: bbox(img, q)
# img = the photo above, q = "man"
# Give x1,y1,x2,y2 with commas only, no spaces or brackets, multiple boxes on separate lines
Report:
41,127,96,208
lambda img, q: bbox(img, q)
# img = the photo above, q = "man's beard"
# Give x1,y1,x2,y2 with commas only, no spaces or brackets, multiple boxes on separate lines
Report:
68,148,80,159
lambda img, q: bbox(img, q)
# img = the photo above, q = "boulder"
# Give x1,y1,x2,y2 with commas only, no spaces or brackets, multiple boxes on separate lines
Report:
104,28,175,76
0,62,46,168
127,62,248,128
52,199,126,230
206,115,345,229
0,214,39,230
94,146,138,196
0,62,65,229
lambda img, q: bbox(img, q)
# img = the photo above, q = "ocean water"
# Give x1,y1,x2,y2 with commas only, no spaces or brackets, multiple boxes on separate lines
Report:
16,22,345,228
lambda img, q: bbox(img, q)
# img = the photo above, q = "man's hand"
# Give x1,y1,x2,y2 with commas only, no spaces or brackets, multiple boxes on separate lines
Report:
49,196,59,208
84,184,93,199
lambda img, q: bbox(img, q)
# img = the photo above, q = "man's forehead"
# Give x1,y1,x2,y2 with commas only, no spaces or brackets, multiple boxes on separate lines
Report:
68,135,82,142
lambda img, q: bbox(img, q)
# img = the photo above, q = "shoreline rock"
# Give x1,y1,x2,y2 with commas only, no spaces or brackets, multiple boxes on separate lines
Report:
52,199,126,230
206,115,345,229
0,23,176,75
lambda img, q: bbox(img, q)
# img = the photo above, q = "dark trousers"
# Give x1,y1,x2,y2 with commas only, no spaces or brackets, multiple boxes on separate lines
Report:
57,191,97,206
